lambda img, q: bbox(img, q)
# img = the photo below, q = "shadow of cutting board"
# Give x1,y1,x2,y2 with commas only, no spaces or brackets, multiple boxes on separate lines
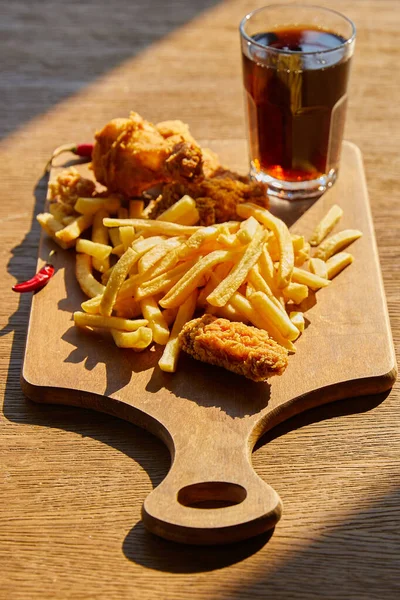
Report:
21,141,397,545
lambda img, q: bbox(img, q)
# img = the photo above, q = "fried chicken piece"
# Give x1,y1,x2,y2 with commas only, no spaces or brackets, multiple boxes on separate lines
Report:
147,176,268,225
179,315,288,382
48,167,96,205
92,112,220,197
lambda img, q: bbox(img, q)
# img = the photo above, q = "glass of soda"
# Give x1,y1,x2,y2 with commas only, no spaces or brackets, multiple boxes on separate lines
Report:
240,4,356,200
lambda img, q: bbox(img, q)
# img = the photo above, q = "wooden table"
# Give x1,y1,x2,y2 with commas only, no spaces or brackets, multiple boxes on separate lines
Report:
1,0,399,598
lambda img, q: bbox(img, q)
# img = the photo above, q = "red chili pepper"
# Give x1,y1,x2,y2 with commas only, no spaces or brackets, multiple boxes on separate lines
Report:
45,143,94,173
12,263,55,293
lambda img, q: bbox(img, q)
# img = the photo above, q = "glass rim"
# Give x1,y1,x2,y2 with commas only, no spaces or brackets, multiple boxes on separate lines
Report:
239,3,356,56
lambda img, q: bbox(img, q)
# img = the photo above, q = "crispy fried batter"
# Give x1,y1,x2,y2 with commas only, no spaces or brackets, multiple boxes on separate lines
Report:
179,315,288,381
92,112,220,196
147,177,268,225
48,167,96,205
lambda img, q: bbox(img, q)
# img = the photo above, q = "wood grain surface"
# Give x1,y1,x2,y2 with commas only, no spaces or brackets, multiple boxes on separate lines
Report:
1,0,399,597
21,141,396,546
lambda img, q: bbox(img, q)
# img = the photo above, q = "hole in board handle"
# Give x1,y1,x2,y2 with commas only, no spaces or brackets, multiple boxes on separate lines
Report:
177,482,247,509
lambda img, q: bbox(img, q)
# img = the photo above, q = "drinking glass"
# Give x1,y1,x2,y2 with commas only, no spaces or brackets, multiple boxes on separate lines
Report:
240,4,356,200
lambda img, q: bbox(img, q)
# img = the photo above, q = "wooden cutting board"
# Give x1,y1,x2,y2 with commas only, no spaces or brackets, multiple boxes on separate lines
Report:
21,141,397,545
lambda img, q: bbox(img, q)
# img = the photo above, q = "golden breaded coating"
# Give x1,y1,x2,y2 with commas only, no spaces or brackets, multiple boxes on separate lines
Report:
179,315,288,381
48,167,96,205
92,112,220,197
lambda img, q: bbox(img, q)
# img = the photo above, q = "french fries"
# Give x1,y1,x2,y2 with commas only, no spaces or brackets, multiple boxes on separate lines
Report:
76,239,112,261
100,248,138,316
309,204,343,246
111,327,152,350
103,217,201,237
76,254,106,298
74,311,148,332
206,227,265,307
237,203,294,288
92,208,110,273
156,195,196,223
56,214,93,243
313,229,362,261
140,297,170,345
326,252,354,279
38,165,361,368
309,257,328,279
74,196,121,216
158,289,198,372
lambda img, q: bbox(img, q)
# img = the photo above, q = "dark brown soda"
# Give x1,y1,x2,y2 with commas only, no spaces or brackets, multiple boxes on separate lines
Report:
242,26,351,182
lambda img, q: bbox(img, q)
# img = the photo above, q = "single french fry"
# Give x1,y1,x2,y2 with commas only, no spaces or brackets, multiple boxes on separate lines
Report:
55,213,93,243
156,195,196,223
129,199,144,218
259,244,276,288
282,282,309,304
267,234,280,262
138,237,183,275
237,216,260,245
111,244,125,257
131,235,165,255
108,227,121,247
103,217,201,237
237,203,294,288
290,311,305,332
81,295,102,314
309,204,343,246
292,235,305,253
229,292,296,352
174,206,200,226
101,266,114,285
119,226,136,251
76,239,112,261
100,248,138,316
111,327,153,350
158,289,198,372
250,291,300,341
92,208,110,273
160,249,239,309
74,311,148,331
314,229,362,261
75,254,106,298
209,302,247,323
37,213,75,249
326,252,354,279
74,196,121,215
309,257,328,279
140,297,170,345
206,228,265,307
291,266,331,289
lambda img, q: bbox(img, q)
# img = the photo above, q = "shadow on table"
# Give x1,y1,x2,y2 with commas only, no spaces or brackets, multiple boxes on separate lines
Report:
206,485,400,598
0,0,221,140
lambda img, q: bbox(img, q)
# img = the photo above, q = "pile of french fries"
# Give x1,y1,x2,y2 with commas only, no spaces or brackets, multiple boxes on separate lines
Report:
37,190,362,373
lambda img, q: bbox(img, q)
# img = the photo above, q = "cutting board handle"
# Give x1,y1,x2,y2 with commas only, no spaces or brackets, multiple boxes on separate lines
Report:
141,439,282,545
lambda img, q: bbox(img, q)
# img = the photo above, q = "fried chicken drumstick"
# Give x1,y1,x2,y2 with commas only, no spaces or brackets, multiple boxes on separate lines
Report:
92,112,220,196
179,315,288,382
